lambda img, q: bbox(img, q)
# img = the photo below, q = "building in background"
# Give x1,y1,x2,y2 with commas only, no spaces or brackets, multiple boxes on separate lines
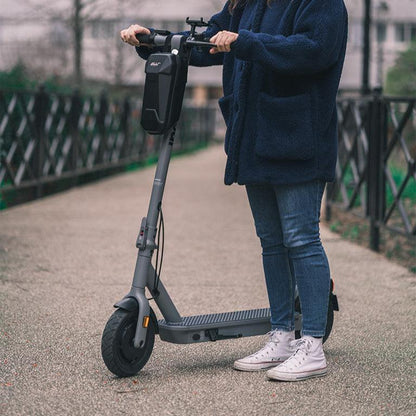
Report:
0,0,223,100
342,0,416,90
1,0,416,95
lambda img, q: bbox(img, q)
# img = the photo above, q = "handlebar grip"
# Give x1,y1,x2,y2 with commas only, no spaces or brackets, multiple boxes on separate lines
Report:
135,33,153,44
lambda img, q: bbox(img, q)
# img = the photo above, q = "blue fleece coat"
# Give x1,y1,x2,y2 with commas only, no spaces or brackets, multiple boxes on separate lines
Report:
137,0,348,186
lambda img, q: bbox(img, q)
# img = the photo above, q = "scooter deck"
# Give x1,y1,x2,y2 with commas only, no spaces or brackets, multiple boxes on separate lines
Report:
158,308,301,344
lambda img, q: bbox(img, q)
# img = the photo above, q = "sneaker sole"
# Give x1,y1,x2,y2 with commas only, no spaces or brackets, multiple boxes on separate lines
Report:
233,361,283,372
266,367,328,381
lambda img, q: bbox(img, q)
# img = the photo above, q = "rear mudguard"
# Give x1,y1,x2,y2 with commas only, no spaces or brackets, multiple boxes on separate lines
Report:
330,279,339,311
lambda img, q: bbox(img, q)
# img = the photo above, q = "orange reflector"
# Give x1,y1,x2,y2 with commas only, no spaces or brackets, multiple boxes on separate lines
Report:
143,316,150,328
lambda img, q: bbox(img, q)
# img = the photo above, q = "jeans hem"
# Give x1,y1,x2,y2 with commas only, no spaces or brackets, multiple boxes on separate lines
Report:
302,330,325,337
271,325,295,332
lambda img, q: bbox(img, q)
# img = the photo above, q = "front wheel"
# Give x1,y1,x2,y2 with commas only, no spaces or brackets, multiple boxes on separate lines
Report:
101,307,156,377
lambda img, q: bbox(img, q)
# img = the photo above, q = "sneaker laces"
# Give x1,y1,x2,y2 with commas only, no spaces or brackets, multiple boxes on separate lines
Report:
281,338,313,368
246,330,284,359
267,329,283,343
289,338,305,349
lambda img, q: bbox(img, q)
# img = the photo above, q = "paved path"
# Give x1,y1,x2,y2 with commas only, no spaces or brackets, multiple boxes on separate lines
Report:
1,145,415,416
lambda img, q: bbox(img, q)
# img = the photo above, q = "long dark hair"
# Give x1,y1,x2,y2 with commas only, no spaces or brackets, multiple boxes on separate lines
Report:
228,0,274,12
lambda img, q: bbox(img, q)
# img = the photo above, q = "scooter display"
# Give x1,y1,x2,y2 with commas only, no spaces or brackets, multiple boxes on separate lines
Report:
101,18,339,377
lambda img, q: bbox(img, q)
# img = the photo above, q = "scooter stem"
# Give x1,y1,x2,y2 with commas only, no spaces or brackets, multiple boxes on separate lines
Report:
133,127,175,289
130,127,180,348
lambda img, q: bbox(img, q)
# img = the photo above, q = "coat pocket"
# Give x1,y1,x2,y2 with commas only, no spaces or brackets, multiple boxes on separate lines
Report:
255,92,315,161
218,94,234,127
218,94,234,155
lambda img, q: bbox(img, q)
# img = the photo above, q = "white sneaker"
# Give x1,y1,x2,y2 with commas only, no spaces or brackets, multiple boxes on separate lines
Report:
266,336,327,381
233,330,295,372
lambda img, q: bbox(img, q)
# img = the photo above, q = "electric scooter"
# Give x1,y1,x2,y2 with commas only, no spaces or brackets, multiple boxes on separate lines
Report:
101,18,339,378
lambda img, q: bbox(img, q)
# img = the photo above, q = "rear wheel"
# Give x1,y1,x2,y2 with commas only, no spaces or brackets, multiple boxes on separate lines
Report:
101,308,156,377
294,293,334,343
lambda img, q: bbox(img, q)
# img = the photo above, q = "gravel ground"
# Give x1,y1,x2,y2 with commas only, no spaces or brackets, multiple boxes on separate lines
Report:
1,144,415,416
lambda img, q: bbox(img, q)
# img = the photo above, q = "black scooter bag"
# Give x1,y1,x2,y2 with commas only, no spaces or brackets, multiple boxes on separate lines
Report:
141,53,186,135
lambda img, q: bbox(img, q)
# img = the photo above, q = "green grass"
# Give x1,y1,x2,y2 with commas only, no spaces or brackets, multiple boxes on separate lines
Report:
329,220,341,233
336,165,365,208
341,223,369,241
386,164,416,206
337,162,416,209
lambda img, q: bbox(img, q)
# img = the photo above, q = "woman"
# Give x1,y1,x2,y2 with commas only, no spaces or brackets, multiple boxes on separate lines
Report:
121,0,348,382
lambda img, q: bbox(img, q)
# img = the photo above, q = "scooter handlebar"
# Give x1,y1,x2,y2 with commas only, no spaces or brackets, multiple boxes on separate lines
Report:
186,39,216,48
135,32,170,47
135,33,153,45
135,32,215,49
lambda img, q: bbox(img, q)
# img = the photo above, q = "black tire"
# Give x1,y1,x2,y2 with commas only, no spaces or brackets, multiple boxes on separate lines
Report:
294,293,334,343
323,294,334,343
101,308,155,377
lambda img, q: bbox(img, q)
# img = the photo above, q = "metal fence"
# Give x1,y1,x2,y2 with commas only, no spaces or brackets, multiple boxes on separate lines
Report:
326,89,416,251
0,87,217,207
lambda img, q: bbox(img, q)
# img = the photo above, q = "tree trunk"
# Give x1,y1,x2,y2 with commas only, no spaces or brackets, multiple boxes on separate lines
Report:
73,0,83,86
362,0,372,95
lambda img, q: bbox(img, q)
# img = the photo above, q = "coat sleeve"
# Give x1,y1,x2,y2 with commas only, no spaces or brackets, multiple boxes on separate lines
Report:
231,0,348,75
136,1,232,67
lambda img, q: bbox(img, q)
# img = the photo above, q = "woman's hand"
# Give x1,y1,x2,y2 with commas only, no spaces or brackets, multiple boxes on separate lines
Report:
120,25,151,47
209,31,239,54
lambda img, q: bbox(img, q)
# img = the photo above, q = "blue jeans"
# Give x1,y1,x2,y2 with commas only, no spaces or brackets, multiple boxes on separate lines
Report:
246,180,330,337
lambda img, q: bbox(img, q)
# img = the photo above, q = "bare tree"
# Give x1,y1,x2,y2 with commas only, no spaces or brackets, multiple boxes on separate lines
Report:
18,0,108,86
5,0,222,86
73,0,83,86
71,0,111,85
72,0,143,85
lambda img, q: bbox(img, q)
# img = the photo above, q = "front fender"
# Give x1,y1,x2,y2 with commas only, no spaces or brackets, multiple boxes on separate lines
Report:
114,297,159,334
114,297,138,312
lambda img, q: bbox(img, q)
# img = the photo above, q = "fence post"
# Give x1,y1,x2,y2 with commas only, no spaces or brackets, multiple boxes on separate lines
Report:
120,97,131,159
96,91,108,164
367,87,387,251
69,90,82,182
33,85,49,198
